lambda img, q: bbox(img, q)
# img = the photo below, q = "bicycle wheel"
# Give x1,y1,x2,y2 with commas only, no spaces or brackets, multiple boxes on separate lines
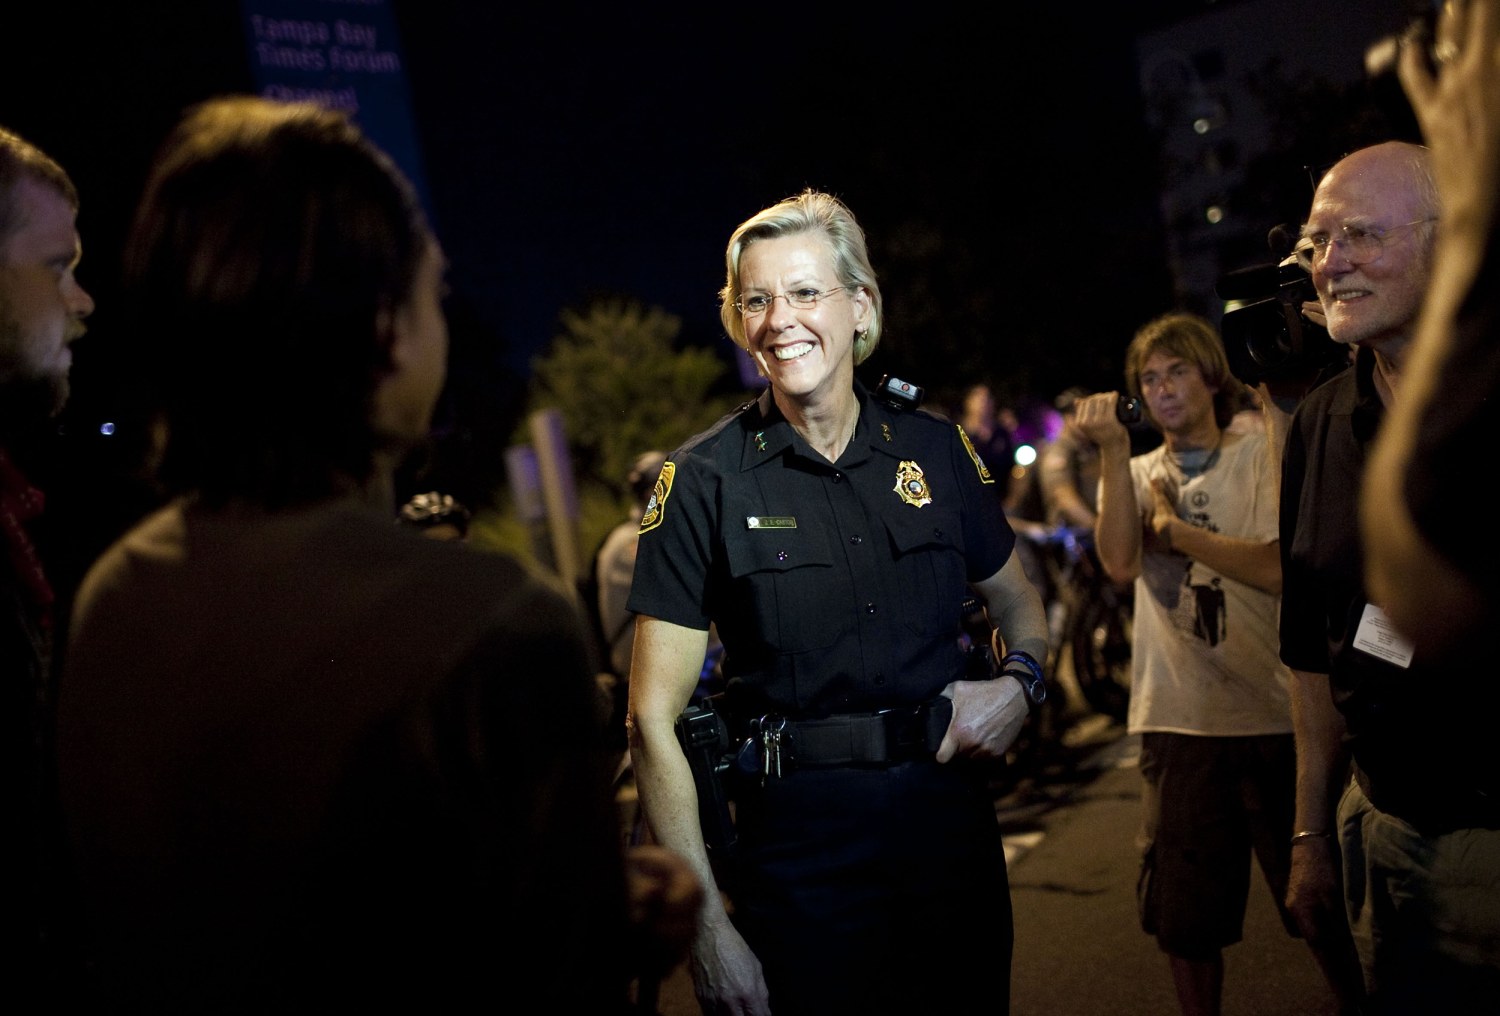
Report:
1070,586,1132,722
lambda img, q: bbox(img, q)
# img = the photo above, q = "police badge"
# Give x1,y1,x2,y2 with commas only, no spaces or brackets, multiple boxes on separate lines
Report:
894,460,932,507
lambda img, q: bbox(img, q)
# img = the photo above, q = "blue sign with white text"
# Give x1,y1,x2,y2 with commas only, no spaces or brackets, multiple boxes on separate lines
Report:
239,0,431,217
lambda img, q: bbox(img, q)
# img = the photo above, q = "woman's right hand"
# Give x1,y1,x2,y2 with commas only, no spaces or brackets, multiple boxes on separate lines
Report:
690,919,772,1015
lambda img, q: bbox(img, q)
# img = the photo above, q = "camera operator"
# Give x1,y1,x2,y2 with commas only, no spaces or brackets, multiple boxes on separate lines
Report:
1279,102,1500,1012
1073,312,1358,1016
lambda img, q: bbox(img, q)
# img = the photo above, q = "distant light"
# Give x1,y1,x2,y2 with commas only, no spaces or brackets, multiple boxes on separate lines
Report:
1014,444,1037,467
1205,205,1225,224
99,421,116,436
1193,117,1213,135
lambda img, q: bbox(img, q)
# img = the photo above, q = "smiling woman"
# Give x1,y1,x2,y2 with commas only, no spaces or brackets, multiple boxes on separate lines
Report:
625,188,1050,1015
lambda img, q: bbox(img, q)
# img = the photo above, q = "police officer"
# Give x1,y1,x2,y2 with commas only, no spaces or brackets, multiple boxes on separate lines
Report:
626,189,1048,1016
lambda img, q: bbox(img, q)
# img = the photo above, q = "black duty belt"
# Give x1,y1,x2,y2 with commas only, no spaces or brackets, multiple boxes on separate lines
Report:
742,697,953,775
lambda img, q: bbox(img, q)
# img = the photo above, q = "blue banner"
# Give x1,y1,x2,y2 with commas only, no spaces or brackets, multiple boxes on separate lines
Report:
239,0,431,217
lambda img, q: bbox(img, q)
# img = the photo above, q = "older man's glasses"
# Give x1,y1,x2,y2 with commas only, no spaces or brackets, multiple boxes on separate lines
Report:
734,286,848,315
1293,218,1435,271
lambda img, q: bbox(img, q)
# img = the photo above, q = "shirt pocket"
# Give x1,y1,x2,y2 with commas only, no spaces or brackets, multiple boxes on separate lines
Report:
881,507,967,637
723,522,843,653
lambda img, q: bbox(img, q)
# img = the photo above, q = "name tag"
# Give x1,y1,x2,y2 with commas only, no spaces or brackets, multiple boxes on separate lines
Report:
1352,603,1414,668
746,516,796,529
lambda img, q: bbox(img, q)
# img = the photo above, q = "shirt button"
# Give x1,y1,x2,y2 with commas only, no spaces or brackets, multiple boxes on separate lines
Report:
848,535,863,545
866,603,877,614
777,550,789,561
832,473,843,484
875,673,887,686
933,527,944,538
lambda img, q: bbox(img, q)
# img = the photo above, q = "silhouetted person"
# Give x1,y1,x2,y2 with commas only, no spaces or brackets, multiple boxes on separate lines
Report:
0,122,94,989
54,97,638,1012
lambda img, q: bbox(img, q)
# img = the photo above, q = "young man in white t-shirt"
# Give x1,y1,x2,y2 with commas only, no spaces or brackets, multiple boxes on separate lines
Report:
1074,312,1360,1016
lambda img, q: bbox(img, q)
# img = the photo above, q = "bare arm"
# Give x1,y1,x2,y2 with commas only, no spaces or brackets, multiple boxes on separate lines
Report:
626,616,770,1015
1145,478,1282,593
1039,437,1098,531
1362,0,1500,652
1284,668,1351,942
1072,392,1142,584
1286,666,1368,1009
937,553,1048,763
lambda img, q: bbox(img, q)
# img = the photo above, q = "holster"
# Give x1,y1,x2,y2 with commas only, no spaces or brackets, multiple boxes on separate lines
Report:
673,697,737,857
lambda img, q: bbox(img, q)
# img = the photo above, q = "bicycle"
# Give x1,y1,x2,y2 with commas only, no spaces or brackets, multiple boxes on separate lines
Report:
1015,523,1134,725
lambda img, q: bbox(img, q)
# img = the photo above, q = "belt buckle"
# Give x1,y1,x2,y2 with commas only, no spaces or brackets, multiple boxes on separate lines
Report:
879,703,927,756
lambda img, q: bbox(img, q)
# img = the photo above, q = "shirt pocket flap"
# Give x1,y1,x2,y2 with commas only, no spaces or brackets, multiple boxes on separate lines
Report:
724,523,834,577
881,508,963,557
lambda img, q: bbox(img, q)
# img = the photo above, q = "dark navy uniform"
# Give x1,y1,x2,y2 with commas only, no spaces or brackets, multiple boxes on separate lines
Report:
630,380,1018,1015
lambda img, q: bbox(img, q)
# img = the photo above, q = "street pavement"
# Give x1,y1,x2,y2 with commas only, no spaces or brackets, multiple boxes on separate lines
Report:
640,715,1343,1015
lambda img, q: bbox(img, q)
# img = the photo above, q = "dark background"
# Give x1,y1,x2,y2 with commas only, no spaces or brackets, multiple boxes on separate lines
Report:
4,4,1180,395
0,0,1423,572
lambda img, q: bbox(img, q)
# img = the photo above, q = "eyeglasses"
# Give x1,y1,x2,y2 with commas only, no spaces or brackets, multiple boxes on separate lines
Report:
1293,218,1435,271
734,286,849,315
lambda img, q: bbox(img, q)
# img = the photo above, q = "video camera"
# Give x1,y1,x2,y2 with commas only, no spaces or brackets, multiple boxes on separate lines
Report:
1215,226,1348,407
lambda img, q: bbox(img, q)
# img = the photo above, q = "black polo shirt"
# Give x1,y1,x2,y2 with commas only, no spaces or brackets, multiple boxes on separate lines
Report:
629,381,1013,719
1280,349,1499,831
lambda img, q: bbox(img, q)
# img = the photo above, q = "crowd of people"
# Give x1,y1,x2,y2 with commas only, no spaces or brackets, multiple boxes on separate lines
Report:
2,3,1498,1014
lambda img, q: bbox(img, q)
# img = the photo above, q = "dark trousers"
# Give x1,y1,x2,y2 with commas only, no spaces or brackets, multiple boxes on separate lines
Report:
731,758,1013,1015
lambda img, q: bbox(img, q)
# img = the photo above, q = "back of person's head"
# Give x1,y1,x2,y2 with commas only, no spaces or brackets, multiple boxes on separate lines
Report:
1124,311,1244,430
627,450,667,507
718,188,884,364
0,125,77,247
962,384,996,421
123,96,432,508
397,490,471,541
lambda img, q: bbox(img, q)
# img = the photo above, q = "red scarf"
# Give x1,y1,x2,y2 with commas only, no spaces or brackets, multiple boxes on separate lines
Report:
0,446,53,630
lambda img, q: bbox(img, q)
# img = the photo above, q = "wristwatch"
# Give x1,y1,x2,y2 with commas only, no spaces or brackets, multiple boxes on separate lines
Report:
1000,650,1047,710
1002,667,1048,709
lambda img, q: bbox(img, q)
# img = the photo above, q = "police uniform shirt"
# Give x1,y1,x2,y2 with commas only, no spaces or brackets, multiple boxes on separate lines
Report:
628,381,1014,719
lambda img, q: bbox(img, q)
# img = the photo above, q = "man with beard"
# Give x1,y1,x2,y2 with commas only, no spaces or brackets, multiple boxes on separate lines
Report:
0,124,93,986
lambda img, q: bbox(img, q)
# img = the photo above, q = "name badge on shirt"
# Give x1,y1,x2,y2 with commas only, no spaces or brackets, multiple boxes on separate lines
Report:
1352,603,1415,669
746,516,796,529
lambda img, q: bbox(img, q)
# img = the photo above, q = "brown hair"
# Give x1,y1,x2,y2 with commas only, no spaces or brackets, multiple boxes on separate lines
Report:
1124,311,1245,430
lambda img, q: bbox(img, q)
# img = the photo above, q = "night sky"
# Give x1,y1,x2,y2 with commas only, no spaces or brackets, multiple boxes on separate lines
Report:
2,0,1418,548
4,3,1208,412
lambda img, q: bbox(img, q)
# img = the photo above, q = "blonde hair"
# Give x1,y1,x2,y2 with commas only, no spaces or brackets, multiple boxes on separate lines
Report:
718,189,883,364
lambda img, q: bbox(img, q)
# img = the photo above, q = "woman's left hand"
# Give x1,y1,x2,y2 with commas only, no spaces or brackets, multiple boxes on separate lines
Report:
936,675,1029,762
